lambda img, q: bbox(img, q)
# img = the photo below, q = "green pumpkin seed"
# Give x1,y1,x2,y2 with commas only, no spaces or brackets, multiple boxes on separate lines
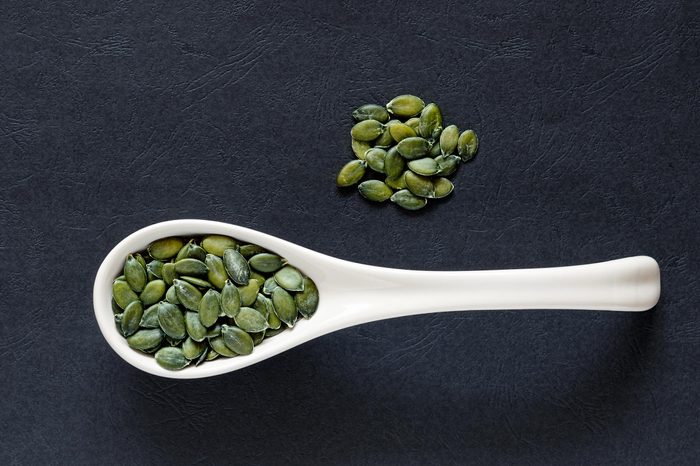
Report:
146,260,164,281
429,138,442,157
174,258,208,276
114,275,126,282
358,180,393,202
223,249,250,285
386,94,425,118
405,171,436,198
271,287,297,327
127,328,164,352
372,122,395,148
198,289,222,327
364,148,387,173
239,244,266,258
140,279,166,306
267,303,282,329
173,279,202,311
205,324,222,339
262,277,279,295
234,307,269,333
112,280,139,310
111,298,121,314
140,304,160,328
384,146,405,178
201,235,238,257
176,240,207,262
134,253,147,270
351,138,371,160
205,254,227,289
254,293,270,318
221,280,241,318
250,271,265,284
148,237,184,260
162,262,177,286
419,103,443,139
210,335,238,357
185,311,207,342
385,171,408,190
433,177,454,198
205,348,220,361
352,103,390,123
439,124,459,155
388,122,417,143
124,254,147,293
390,189,428,210
238,278,261,307
251,331,265,346
179,276,212,288
295,277,319,318
336,159,367,187
408,157,439,176
274,266,304,292
435,154,460,176
397,137,431,160
247,253,284,274
157,302,185,339
121,300,143,337
405,117,420,132
350,119,384,141
458,129,479,162
221,325,254,355
430,125,443,142
182,337,207,360
195,347,209,366
155,347,189,370
165,285,179,304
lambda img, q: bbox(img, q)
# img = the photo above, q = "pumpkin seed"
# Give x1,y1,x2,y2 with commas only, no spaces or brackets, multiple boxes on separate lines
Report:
223,249,250,285
178,276,212,288
238,244,265,258
173,279,202,311
253,293,270,318
405,117,420,132
251,331,266,346
267,303,282,329
419,103,443,139
295,277,319,318
397,137,431,160
358,180,392,202
439,124,459,155
364,148,386,173
350,119,384,141
121,300,143,337
273,266,303,292
140,304,160,328
250,271,265,284
429,138,442,157
165,285,179,304
157,302,185,340
210,335,238,357
221,325,254,355
146,260,164,281
134,253,147,270
458,129,479,162
155,347,189,370
385,171,408,190
182,337,207,360
124,254,147,293
195,348,209,366
272,287,297,327
162,262,177,286
199,289,222,327
114,275,126,282
221,280,242,318
372,122,395,148
205,348,220,361
205,324,222,339
384,146,405,178
234,307,269,333
174,258,208,276
435,154,460,176
205,254,227,289
352,103,390,123
112,280,139,310
405,171,436,198
262,277,279,295
408,157,440,176
351,138,372,160
248,253,285,273
140,279,166,306
127,328,164,352
185,311,207,342
433,177,454,198
386,94,425,118
176,240,207,262
148,237,184,260
389,122,417,143
336,160,366,187
390,189,428,210
238,278,261,307
201,235,238,257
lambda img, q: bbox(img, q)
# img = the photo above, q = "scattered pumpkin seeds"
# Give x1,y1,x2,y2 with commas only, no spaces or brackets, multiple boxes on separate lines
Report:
390,189,428,211
358,180,393,202
352,103,390,123
113,235,319,370
336,160,367,187
386,94,425,118
351,119,384,141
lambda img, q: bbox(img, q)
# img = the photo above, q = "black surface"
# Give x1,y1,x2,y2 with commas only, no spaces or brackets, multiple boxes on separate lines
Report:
1,1,698,464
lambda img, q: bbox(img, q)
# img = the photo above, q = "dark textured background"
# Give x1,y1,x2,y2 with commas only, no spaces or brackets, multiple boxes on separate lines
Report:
1,1,698,464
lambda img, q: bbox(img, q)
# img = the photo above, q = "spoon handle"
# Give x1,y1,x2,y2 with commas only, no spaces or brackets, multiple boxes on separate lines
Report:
331,256,660,326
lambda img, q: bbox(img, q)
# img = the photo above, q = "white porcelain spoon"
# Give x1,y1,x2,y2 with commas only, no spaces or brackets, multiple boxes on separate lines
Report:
93,219,661,379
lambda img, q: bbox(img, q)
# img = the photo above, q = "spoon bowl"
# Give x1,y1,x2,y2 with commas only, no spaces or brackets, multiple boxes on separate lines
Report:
94,219,661,379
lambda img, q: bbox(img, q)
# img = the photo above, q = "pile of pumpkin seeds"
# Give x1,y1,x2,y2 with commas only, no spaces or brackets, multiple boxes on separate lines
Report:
337,94,479,210
111,235,319,371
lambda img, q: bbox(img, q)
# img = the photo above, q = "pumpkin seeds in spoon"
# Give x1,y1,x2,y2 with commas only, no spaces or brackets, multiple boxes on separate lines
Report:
199,289,222,327
221,280,241,318
271,287,297,327
148,237,184,260
205,254,227,289
223,249,250,285
221,325,254,355
124,254,147,293
202,235,238,257
249,253,285,273
155,347,189,370
157,302,186,340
